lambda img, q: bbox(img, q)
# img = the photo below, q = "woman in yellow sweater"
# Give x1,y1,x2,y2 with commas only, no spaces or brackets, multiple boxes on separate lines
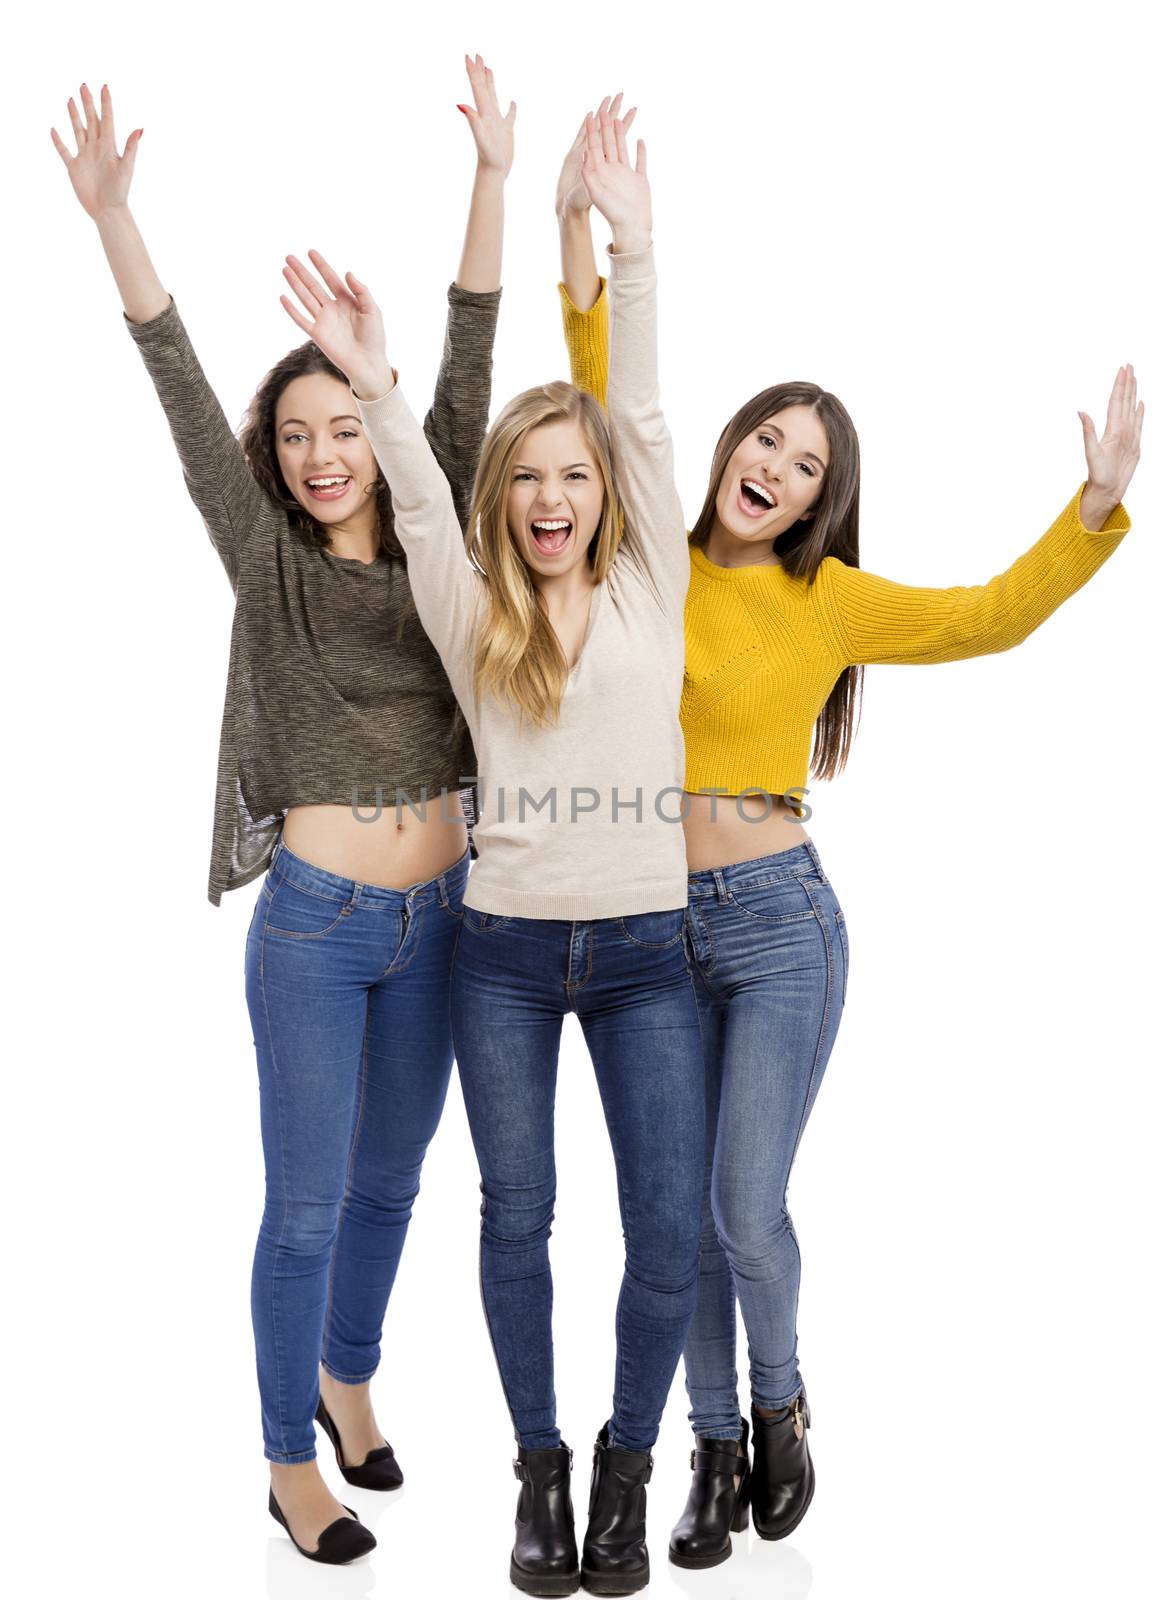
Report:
555,105,1141,1569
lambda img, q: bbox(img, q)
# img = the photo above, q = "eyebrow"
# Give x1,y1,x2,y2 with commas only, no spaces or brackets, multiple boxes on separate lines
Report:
278,415,362,429
513,462,594,473
760,422,827,471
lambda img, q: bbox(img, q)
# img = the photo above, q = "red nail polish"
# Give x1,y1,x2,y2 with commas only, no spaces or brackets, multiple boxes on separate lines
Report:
456,104,468,114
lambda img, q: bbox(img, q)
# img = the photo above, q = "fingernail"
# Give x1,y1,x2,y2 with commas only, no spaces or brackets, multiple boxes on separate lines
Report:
456,104,468,114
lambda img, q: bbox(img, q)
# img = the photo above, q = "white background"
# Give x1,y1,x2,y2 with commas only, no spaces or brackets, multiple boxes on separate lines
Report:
6,2,1152,1597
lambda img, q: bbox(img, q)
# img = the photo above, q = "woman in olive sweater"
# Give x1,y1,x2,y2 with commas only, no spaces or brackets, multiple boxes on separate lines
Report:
53,60,514,1564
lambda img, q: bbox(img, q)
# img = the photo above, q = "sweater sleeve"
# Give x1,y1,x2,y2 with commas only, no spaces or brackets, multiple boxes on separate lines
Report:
559,277,609,407
125,298,279,589
422,283,502,535
604,245,691,619
357,379,482,673
813,486,1131,667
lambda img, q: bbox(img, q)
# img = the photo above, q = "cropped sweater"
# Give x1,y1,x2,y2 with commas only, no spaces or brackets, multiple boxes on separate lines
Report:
128,286,500,903
560,280,1131,801
356,247,690,919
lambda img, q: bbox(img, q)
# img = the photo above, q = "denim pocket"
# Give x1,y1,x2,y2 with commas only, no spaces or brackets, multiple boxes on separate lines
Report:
726,875,818,925
462,905,512,936
834,908,849,1004
616,908,687,948
263,877,354,941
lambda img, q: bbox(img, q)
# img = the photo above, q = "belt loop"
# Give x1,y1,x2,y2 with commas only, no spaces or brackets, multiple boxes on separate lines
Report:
805,839,827,883
436,871,450,909
711,868,730,904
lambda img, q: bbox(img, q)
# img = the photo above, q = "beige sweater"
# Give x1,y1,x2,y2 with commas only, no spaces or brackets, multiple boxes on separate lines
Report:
356,247,691,918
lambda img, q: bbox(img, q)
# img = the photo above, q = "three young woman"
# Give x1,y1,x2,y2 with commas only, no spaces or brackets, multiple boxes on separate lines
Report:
57,65,1141,1594
557,123,1140,1568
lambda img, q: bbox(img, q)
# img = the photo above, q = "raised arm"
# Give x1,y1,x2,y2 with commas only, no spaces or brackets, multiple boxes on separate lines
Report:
555,98,633,407
582,105,690,617
814,370,1142,665
422,55,510,532
52,84,272,587
415,56,502,531
280,252,480,667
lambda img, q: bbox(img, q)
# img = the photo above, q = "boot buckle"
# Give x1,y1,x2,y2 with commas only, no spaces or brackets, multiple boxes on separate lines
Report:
791,1396,806,1440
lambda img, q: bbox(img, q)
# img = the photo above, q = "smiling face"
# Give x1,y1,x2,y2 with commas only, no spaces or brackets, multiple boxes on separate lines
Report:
713,404,830,552
505,418,606,581
274,372,380,525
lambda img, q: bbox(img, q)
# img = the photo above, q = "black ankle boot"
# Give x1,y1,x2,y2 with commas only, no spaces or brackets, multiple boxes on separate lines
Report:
750,1390,815,1540
668,1417,751,1569
580,1424,653,1597
509,1443,580,1597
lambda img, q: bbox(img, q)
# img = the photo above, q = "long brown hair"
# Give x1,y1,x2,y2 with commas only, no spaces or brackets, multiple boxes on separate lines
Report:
239,341,402,553
689,382,863,780
466,382,628,727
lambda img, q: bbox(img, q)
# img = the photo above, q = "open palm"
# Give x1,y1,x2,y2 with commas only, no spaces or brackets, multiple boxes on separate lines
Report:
51,83,142,219
458,53,517,177
281,251,390,398
1080,366,1143,506
557,95,636,216
581,103,651,241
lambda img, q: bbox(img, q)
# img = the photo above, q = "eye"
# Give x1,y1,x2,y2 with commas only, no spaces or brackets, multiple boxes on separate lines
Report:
512,471,535,482
758,434,776,450
566,471,588,481
283,432,307,445
798,462,815,478
336,429,358,440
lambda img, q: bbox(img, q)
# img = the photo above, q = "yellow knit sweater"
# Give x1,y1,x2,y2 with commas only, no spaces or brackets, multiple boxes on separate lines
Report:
559,279,1131,801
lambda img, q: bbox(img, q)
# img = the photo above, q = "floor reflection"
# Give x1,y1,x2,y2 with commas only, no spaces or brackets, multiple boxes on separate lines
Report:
665,1533,814,1599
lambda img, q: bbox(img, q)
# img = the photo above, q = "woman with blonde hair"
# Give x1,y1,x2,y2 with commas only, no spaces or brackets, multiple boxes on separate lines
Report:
557,122,1141,1568
280,105,703,1598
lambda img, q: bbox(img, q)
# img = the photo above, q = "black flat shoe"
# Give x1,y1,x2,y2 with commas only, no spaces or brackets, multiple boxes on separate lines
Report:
750,1391,815,1541
580,1424,653,1597
268,1488,376,1564
668,1417,751,1569
509,1443,580,1597
315,1395,404,1490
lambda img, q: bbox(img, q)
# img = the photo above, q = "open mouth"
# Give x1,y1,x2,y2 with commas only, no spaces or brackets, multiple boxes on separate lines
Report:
530,518,573,555
739,478,776,517
305,476,352,501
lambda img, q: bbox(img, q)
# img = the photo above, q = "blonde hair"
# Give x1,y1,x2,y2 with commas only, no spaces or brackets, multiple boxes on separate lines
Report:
465,383,629,727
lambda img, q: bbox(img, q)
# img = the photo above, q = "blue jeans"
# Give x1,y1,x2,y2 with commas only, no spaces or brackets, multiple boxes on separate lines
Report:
244,837,468,1463
681,839,848,1437
451,907,707,1453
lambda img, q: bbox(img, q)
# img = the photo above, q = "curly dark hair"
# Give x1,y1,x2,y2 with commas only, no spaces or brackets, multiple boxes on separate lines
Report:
237,339,408,561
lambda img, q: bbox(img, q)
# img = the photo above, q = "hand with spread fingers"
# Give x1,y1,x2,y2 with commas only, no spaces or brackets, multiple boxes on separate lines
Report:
1078,366,1144,530
458,51,516,177
581,100,652,257
280,251,393,404
51,81,143,221
51,82,167,324
557,93,636,220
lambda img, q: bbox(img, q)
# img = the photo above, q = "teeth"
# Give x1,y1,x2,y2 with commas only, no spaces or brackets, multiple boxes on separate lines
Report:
308,477,349,488
742,479,775,509
532,519,571,532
